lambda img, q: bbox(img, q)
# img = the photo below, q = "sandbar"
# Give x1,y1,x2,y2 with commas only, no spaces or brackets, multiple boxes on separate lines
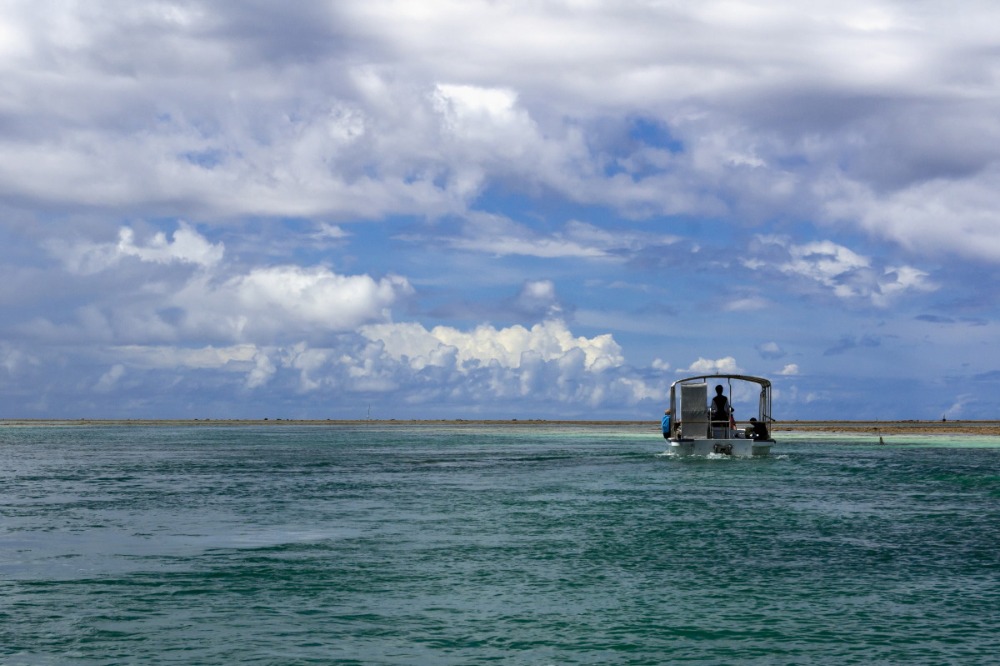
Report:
1,418,998,436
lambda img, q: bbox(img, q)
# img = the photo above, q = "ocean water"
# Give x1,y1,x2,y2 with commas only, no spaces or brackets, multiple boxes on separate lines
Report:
2,424,999,665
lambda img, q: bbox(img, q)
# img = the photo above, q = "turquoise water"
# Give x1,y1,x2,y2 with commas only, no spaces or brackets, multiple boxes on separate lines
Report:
2,424,999,664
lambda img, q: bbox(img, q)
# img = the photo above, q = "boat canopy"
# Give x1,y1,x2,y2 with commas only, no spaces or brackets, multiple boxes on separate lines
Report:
669,374,772,391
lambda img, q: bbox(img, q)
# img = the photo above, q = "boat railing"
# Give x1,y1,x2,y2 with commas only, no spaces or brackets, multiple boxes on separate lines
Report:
711,420,761,440
711,422,732,439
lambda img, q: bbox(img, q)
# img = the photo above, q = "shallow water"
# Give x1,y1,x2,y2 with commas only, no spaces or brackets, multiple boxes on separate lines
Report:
2,425,998,664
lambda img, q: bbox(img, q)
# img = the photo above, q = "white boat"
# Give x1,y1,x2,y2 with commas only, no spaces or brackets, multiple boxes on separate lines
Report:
664,374,775,457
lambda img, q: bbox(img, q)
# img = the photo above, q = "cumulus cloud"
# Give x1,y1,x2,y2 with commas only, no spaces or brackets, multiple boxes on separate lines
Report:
756,342,785,360
246,349,278,389
47,222,224,275
680,356,743,375
173,266,414,341
93,319,661,415
511,280,563,319
311,223,350,242
361,318,624,373
29,221,415,346
117,224,224,267
779,363,799,376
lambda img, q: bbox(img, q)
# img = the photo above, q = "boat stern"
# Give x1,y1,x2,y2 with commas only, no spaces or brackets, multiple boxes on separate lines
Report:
669,438,772,457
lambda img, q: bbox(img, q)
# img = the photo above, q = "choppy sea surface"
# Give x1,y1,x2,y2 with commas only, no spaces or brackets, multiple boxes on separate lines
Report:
2,424,999,665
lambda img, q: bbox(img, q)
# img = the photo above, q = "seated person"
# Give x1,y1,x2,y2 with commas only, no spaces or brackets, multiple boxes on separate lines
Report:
748,417,770,441
661,409,672,440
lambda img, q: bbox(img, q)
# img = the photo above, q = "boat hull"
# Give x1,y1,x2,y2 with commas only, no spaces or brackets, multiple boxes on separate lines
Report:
669,438,772,457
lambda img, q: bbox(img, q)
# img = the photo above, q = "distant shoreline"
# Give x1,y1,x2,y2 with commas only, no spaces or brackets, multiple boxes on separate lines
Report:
2,418,998,435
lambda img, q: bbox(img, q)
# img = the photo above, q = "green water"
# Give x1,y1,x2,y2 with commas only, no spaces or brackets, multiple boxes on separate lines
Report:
1,424,998,664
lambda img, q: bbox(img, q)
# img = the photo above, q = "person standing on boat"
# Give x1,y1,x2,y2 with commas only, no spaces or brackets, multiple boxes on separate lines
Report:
661,409,672,440
711,385,732,427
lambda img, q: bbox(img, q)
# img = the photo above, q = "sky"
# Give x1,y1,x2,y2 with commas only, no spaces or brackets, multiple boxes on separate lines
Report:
2,0,1000,421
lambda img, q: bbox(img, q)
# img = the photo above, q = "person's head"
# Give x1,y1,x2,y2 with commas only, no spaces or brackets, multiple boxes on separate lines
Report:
664,409,671,415
749,417,757,422
715,385,724,395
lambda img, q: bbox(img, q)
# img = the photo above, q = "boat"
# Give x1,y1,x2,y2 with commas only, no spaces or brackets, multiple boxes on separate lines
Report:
663,374,775,457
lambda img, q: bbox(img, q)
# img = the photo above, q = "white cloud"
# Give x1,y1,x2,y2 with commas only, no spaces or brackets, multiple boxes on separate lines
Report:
2,1,999,421
724,295,770,312
111,344,259,370
824,150,1000,262
425,215,679,260
287,344,334,393
32,232,416,347
48,222,224,275
748,236,936,305
232,267,409,328
0,342,39,376
433,84,533,150
511,279,563,319
94,363,126,392
312,223,350,241
438,214,606,259
612,376,661,402
780,240,870,294
86,318,661,414
779,363,799,376
118,223,224,267
448,234,604,259
246,349,277,389
680,356,743,375
944,394,973,418
873,265,936,307
361,319,624,373
1,0,998,260
756,342,785,359
174,266,414,341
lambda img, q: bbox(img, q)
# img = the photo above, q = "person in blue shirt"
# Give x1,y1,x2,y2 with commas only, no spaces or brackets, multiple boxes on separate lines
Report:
661,409,672,439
